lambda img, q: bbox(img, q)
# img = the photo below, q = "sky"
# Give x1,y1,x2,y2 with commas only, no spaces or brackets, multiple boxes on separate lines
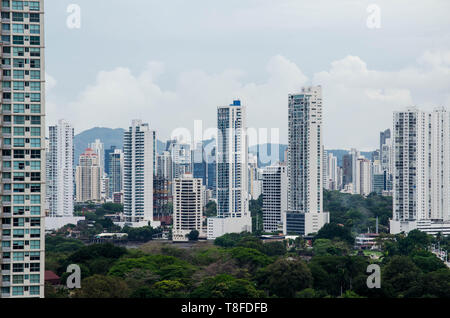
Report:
45,0,450,151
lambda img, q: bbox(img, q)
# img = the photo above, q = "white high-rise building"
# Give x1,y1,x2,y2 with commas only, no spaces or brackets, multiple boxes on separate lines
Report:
169,141,191,179
207,100,251,239
89,139,104,176
356,157,372,197
1,0,46,297
391,107,450,235
47,119,74,217
262,164,288,233
75,148,102,203
325,152,338,190
123,120,159,227
350,148,360,194
284,86,329,236
172,174,204,242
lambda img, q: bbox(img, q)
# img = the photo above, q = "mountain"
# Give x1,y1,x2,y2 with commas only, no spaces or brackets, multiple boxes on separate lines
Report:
74,127,165,164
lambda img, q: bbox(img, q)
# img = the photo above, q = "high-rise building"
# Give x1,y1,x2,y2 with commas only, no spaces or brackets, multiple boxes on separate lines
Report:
207,100,251,239
104,145,117,176
0,0,45,298
89,139,104,176
172,174,204,241
157,151,173,181
356,157,372,197
284,86,329,235
391,107,450,235
123,120,159,227
192,142,208,186
325,152,338,190
262,164,288,233
108,149,123,198
75,148,101,203
46,119,74,217
170,141,191,179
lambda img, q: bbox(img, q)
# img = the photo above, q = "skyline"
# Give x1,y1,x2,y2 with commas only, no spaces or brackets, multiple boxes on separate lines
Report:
45,0,450,151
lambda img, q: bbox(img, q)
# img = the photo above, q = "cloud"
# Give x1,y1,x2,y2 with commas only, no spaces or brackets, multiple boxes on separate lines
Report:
47,50,450,150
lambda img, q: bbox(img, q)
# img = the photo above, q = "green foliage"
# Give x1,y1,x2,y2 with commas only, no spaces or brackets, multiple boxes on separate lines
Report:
324,190,392,233
257,258,313,298
228,247,272,272
191,274,264,298
315,223,355,245
382,255,422,296
204,201,217,217
45,236,84,253
214,232,253,248
313,239,351,256
73,274,131,298
122,226,161,242
187,230,200,241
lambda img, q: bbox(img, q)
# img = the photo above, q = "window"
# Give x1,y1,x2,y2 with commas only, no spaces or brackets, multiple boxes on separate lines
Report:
29,1,40,11
30,229,40,238
30,82,40,91
30,70,40,79
13,195,24,204
30,206,40,215
30,93,40,102
13,275,24,284
30,104,40,113
13,138,25,147
13,70,24,79
30,240,40,250
30,274,40,284
30,25,40,34
30,47,40,56
13,81,24,91
31,161,41,170
13,58,24,68
30,184,40,193
30,59,40,68
14,115,25,124
12,24,24,34
14,92,24,102
12,1,24,10
30,138,40,147
13,104,25,113
2,81,11,89
12,286,24,296
12,12,23,22
12,35,24,45
30,195,40,204
30,36,40,45
13,47,24,57
30,13,39,23
31,116,40,125
30,127,40,136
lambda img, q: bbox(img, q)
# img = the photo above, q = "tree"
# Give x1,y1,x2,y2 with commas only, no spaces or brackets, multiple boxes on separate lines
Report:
258,258,313,298
73,275,131,298
313,239,350,256
191,274,264,298
315,223,354,245
151,280,187,298
187,230,199,241
382,255,422,296
204,201,217,217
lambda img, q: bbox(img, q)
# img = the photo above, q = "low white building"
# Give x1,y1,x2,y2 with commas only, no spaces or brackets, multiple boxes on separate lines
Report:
207,216,252,240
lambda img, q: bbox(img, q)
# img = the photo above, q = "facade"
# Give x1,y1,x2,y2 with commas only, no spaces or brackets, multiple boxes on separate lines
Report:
172,174,203,242
108,148,123,198
356,157,372,197
123,120,159,227
207,100,251,239
325,152,338,190
1,0,46,298
192,142,208,186
75,148,101,203
391,107,450,234
284,86,329,235
104,145,117,176
169,141,191,179
46,119,74,217
88,139,104,176
262,164,288,233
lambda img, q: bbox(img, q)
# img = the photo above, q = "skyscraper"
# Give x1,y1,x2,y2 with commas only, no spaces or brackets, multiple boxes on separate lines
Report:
89,139,104,176
108,148,123,198
262,164,288,233
172,174,204,241
391,107,450,235
46,119,74,217
284,86,329,235
75,148,102,203
207,100,251,239
1,0,45,297
104,145,117,176
123,120,159,227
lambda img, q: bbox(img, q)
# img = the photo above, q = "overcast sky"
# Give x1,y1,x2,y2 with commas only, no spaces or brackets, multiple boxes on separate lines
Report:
45,0,450,150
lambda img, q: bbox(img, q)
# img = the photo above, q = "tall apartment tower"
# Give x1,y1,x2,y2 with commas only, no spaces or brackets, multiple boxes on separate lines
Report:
172,174,204,242
88,139,104,176
75,148,101,202
108,148,123,198
123,120,159,227
356,157,372,197
47,119,74,217
262,164,288,233
284,86,329,235
0,0,45,298
207,100,251,239
390,107,450,234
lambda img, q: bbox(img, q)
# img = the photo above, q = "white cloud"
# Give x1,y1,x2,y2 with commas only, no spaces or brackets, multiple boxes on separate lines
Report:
46,50,450,150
